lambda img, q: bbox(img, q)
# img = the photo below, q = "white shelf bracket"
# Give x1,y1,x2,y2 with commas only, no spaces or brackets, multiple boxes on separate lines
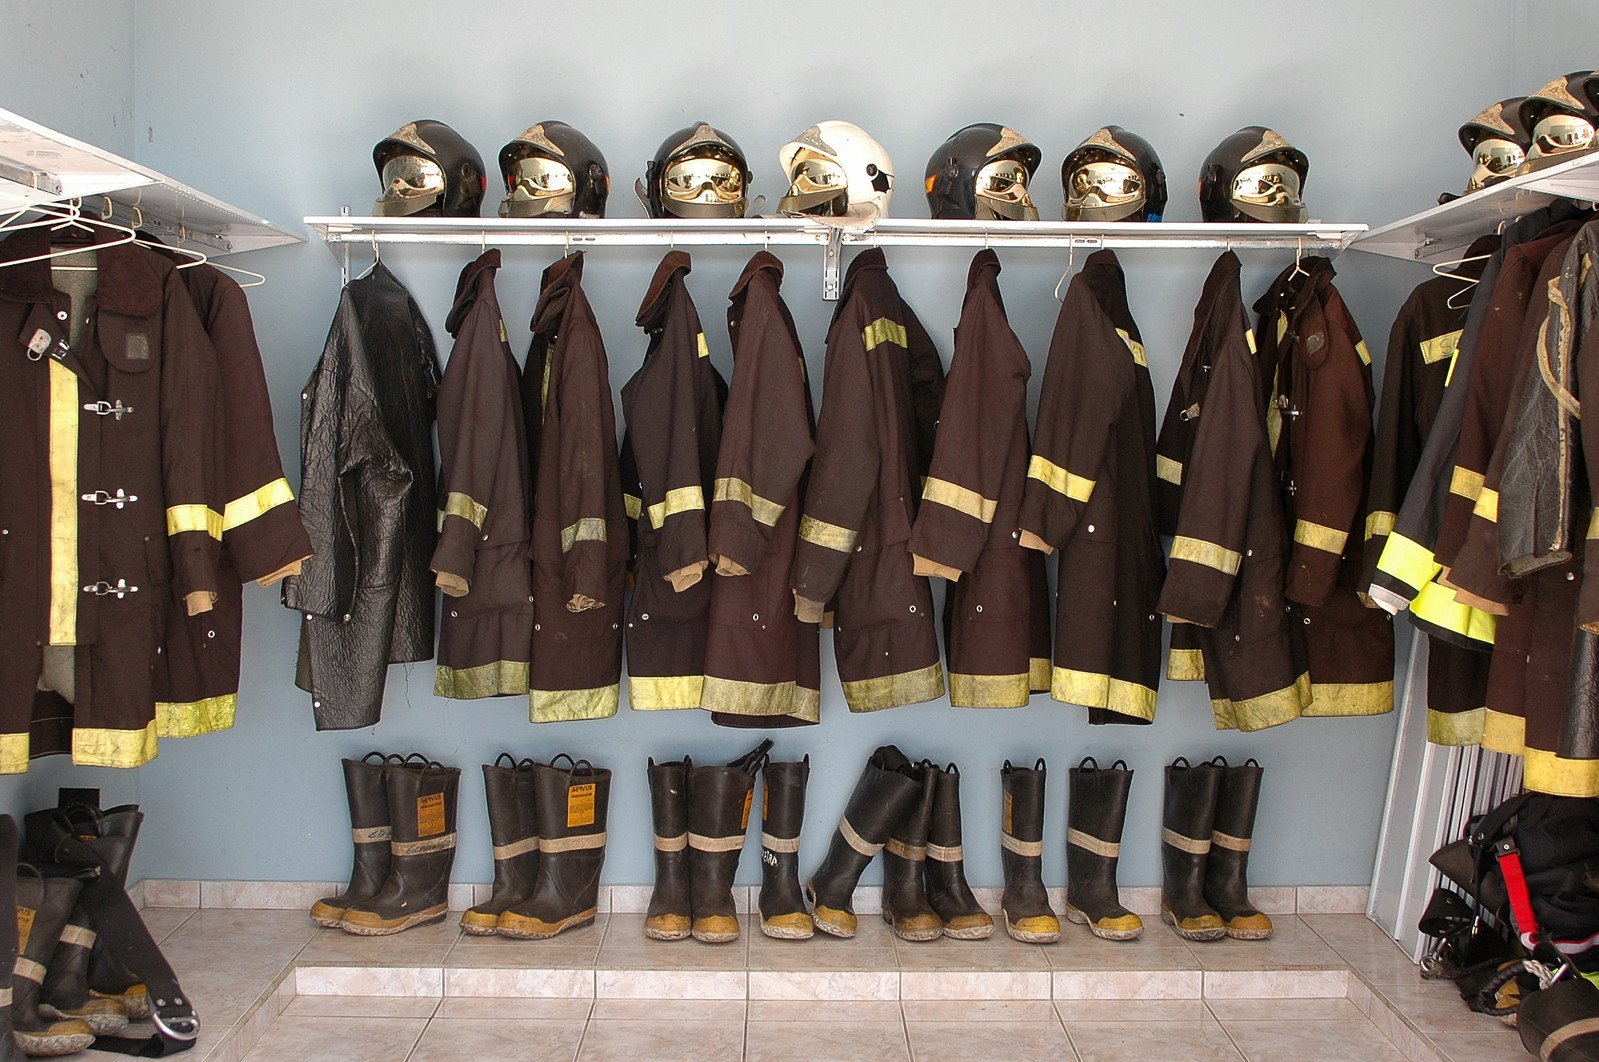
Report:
822,227,844,301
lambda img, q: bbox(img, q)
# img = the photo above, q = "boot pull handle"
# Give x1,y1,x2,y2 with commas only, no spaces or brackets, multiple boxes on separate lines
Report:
945,762,959,776
1110,759,1130,772
1034,757,1047,773
1077,756,1100,770
1242,758,1261,768
362,750,389,765
1172,756,1191,768
1208,755,1230,768
727,738,775,774
516,758,538,771
549,753,597,777
400,753,434,767
494,753,518,769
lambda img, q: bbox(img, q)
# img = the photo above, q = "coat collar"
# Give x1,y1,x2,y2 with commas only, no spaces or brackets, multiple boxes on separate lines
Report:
838,246,890,303
729,250,783,301
531,251,585,333
965,247,1000,287
635,250,692,331
445,249,501,336
0,226,165,315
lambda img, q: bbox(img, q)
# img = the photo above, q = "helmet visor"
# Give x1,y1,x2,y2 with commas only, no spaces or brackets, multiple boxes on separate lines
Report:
1066,160,1145,221
975,159,1038,221
662,156,746,217
778,155,849,215
374,154,445,216
1466,138,1525,192
1526,113,1596,167
1230,162,1306,223
500,156,577,218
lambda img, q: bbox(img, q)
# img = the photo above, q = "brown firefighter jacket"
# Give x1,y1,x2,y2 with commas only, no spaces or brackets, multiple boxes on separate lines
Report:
619,251,727,711
1155,251,1309,732
521,252,627,722
0,229,224,770
431,250,533,700
1015,249,1162,723
702,252,821,726
153,255,311,739
284,263,439,730
791,248,945,713
909,250,1049,709
1253,257,1395,718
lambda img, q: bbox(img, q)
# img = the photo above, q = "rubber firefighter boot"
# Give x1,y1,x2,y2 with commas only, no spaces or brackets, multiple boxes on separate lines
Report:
1064,758,1143,941
688,741,769,943
644,757,692,941
1161,757,1226,942
310,752,394,928
881,761,944,942
1203,757,1273,940
806,746,923,938
12,873,95,1057
1000,759,1061,943
0,818,26,1062
922,763,992,940
757,758,813,940
462,756,540,936
498,757,611,940
343,759,460,935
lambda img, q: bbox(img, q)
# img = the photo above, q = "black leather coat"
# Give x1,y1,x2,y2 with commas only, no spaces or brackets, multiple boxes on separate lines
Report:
284,264,440,729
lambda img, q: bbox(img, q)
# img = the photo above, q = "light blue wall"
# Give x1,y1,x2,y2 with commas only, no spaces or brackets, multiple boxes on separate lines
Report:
3,0,1593,892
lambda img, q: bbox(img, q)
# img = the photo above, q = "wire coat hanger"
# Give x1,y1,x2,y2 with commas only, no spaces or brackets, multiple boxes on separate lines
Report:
0,200,138,270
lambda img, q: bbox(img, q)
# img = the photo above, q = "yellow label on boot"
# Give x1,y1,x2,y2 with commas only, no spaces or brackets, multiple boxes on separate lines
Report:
15,907,33,952
416,792,446,838
1003,792,1014,835
741,788,754,831
568,783,596,827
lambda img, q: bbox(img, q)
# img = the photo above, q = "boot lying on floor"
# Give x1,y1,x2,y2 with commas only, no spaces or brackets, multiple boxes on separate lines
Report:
1064,758,1142,941
1161,757,1226,942
499,756,611,940
461,756,540,936
807,746,923,938
1000,759,1060,944
923,763,992,941
1203,757,1272,940
757,758,813,940
343,758,461,936
644,757,692,941
881,760,943,942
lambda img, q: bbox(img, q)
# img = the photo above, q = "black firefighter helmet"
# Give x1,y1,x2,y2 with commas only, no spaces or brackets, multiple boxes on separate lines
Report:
498,121,610,219
1198,126,1309,224
372,120,486,217
1517,72,1599,175
923,124,1042,221
639,122,751,219
1454,98,1531,197
1062,126,1167,222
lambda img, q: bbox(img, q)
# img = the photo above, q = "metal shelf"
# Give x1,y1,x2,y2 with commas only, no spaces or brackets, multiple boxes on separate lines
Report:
1350,150,1599,265
307,214,1369,298
0,107,301,258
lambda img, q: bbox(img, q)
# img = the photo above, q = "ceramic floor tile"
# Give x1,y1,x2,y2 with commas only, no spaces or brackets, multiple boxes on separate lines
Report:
1375,983,1500,1036
595,937,750,970
744,1019,909,1062
748,970,899,1000
588,999,746,1021
905,1020,1073,1062
167,909,321,945
1064,1019,1243,1061
280,994,439,1018
433,996,593,1020
139,906,197,942
1046,944,1201,971
407,1017,586,1062
1336,945,1424,986
746,945,898,972
295,929,455,966
1220,1018,1405,1061
1420,1026,1523,1062
900,999,1057,1023
892,932,1050,970
445,944,599,969
1299,914,1399,951
576,1019,744,1061
747,1000,902,1022
1205,997,1366,1022
1186,938,1346,970
1055,999,1212,1022
240,1015,427,1061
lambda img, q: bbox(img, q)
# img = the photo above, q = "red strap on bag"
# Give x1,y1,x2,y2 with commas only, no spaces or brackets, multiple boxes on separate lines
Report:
1495,838,1541,941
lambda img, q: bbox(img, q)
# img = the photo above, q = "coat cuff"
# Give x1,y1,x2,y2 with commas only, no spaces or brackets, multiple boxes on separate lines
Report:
794,594,826,624
912,553,964,581
1156,561,1232,628
1285,549,1339,608
432,519,480,598
1017,529,1054,554
666,560,707,592
170,530,220,616
707,516,767,580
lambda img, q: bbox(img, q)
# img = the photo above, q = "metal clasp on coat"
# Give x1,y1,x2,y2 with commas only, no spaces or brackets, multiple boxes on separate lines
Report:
80,489,138,508
82,579,138,598
1178,402,1200,421
83,400,133,420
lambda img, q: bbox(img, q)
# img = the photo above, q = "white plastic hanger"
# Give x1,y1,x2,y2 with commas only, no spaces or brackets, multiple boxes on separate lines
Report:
1290,237,1310,281
0,199,137,270
353,231,381,280
1432,249,1491,309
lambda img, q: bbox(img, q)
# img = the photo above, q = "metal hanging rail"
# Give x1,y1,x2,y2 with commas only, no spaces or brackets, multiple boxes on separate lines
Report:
306,213,1368,298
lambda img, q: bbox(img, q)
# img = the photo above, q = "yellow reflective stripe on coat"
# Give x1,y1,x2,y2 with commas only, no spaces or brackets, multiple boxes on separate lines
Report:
442,491,488,529
72,721,158,769
922,477,998,523
1420,330,1462,365
623,494,642,521
1473,488,1499,522
1245,328,1257,353
1365,510,1396,541
713,478,785,527
1293,519,1348,554
1155,454,1182,486
1375,531,1440,592
1026,455,1094,503
647,485,705,529
798,515,857,552
696,332,710,358
222,477,295,532
861,317,907,351
560,518,608,553
1589,507,1599,540
166,504,224,541
48,360,79,645
1449,466,1485,501
1116,328,1147,366
1169,536,1242,576
1412,580,1497,645
1051,668,1156,721
1355,340,1372,366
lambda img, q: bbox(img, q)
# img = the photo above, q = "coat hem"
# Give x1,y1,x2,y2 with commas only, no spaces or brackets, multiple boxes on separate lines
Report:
155,694,239,737
700,675,821,723
948,671,1030,709
530,684,620,722
1302,681,1394,717
1523,748,1599,798
627,674,705,712
72,722,158,769
841,662,944,713
1051,667,1156,721
1427,706,1486,746
1481,709,1526,757
1212,672,1310,732
436,661,531,700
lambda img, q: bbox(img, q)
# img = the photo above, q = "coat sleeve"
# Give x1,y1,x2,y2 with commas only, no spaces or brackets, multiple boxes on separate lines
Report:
1579,321,1599,631
905,310,945,485
1361,297,1422,597
909,291,1025,578
626,324,712,592
791,309,880,620
1156,339,1261,628
708,300,814,578
1284,297,1373,607
160,273,224,616
555,320,620,611
430,306,514,597
1016,281,1124,553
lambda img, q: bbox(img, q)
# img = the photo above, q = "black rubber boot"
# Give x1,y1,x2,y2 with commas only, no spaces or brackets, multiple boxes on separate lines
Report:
499,757,611,940
1000,759,1060,943
644,757,692,941
462,756,540,936
806,746,922,938
1064,758,1143,941
1161,757,1226,942
882,761,943,942
343,759,460,935
311,753,394,928
688,741,769,943
0,818,25,1062
922,763,992,940
757,758,813,940
1203,757,1272,940
12,873,95,1057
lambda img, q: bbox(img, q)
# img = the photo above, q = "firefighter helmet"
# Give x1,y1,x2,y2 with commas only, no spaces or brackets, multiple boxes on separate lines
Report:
1062,126,1167,222
640,122,751,219
1517,73,1599,175
777,121,895,222
923,124,1041,221
498,121,610,219
372,120,486,218
1197,126,1309,223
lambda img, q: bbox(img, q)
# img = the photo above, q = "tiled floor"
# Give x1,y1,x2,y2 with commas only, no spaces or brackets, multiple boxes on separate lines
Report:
90,906,1523,1061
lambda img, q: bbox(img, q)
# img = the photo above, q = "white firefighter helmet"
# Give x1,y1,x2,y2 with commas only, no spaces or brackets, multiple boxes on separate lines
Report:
777,120,895,222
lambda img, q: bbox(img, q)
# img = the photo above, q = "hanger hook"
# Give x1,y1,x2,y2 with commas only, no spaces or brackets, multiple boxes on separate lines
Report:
101,197,114,222
564,230,572,256
370,231,380,264
480,230,486,254
1053,242,1077,303
131,206,143,230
